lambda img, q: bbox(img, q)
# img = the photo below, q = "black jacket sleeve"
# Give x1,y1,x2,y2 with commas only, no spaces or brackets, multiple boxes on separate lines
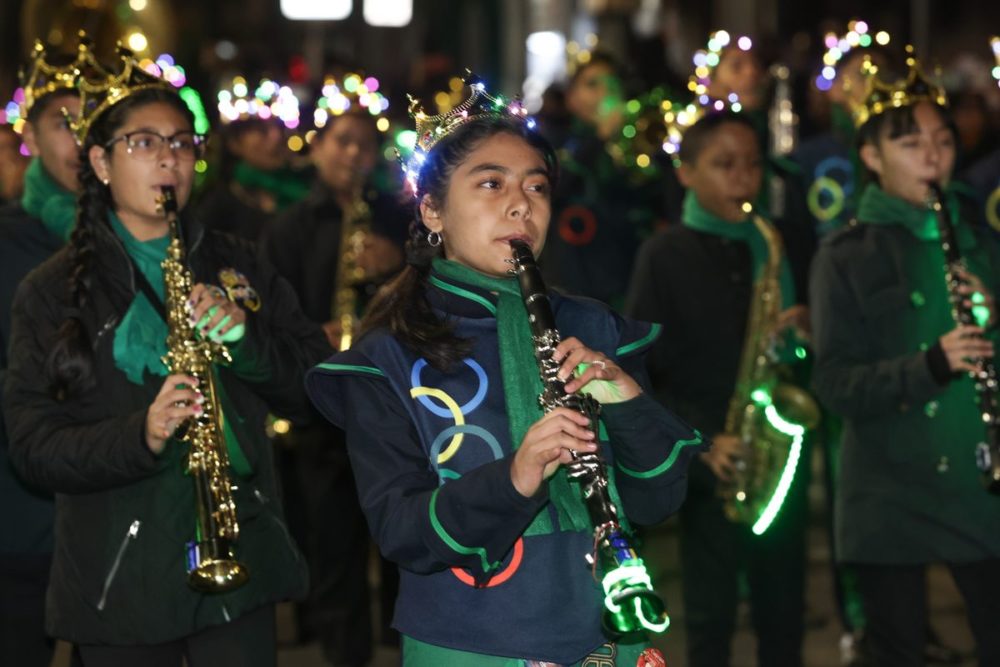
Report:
4,278,163,494
226,252,332,424
342,374,546,581
810,244,944,419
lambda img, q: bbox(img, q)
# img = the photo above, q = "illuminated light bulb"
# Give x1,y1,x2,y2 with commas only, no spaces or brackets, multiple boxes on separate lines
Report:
127,32,148,52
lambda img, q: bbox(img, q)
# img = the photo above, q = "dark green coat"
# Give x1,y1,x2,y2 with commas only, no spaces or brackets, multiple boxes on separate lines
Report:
811,220,1000,564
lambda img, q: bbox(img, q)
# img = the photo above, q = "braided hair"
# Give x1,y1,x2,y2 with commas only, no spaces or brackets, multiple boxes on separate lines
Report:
360,115,558,371
46,88,194,399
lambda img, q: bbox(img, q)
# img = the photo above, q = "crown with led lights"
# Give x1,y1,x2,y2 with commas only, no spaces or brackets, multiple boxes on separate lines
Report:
67,40,175,144
401,71,532,194
688,30,753,109
815,20,892,91
851,45,948,128
313,72,389,131
217,77,301,129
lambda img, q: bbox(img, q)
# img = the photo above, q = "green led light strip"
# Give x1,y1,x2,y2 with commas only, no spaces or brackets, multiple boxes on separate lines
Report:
752,404,805,535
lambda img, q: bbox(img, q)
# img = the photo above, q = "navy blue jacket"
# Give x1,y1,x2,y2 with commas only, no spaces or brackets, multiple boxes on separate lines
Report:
306,275,703,663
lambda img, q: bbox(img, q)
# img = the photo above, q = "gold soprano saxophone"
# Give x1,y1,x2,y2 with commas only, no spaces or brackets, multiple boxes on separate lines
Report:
720,203,819,535
158,186,249,593
331,192,372,351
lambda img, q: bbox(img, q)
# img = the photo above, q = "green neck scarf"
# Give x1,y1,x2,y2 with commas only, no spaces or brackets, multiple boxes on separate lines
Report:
109,212,170,385
20,158,76,242
681,191,796,307
857,183,974,247
431,258,615,536
232,161,309,210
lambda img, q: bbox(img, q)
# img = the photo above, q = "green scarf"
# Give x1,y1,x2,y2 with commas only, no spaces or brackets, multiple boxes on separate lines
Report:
109,213,251,476
856,182,974,248
20,158,76,242
431,258,624,536
681,191,796,308
109,213,171,384
232,161,309,210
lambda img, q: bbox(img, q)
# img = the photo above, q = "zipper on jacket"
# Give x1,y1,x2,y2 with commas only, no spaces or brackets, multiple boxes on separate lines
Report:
97,519,141,611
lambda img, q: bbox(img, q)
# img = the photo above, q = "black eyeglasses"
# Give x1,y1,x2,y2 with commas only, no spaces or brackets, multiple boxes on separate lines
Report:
105,131,206,162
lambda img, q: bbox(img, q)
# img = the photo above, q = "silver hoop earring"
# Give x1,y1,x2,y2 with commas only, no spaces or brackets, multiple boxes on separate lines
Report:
427,231,442,247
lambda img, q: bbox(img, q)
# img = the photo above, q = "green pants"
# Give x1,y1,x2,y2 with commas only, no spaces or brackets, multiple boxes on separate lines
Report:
402,635,666,666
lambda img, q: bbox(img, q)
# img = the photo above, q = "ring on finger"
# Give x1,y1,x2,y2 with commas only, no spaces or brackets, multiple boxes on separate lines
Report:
208,285,227,301
590,359,607,370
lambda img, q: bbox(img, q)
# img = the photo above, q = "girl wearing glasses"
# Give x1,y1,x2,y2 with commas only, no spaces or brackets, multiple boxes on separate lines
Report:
3,68,328,665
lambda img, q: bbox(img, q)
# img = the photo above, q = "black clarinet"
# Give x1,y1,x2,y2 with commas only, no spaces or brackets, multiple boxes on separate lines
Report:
508,239,669,636
928,183,1000,494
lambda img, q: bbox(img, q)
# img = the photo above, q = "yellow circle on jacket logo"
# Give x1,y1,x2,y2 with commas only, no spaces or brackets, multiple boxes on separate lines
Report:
409,386,465,462
986,185,1000,233
807,176,846,223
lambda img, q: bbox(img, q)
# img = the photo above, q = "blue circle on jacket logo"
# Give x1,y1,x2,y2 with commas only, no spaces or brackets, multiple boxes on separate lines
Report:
410,358,488,417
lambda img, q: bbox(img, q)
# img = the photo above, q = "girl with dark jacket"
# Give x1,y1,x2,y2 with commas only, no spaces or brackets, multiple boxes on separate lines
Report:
3,54,327,666
810,58,1000,666
306,82,704,666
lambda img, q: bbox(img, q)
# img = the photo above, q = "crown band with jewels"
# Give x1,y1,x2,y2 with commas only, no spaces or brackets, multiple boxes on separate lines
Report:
67,39,176,144
852,45,948,128
18,33,99,117
401,71,532,195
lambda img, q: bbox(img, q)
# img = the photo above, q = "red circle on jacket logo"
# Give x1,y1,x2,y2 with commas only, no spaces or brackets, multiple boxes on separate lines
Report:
558,205,598,246
450,537,524,588
637,648,666,667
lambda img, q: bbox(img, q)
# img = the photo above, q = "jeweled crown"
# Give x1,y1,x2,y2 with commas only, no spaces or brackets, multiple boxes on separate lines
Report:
68,39,175,144
18,32,96,117
401,71,532,194
852,46,948,128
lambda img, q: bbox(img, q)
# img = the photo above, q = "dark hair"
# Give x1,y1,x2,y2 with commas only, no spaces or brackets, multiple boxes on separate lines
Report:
855,102,955,184
46,88,194,399
25,89,79,125
678,110,759,165
361,115,558,371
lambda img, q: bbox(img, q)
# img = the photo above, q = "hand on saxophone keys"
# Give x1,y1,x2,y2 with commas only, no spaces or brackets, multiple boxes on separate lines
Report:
145,374,203,454
700,433,744,484
188,283,246,343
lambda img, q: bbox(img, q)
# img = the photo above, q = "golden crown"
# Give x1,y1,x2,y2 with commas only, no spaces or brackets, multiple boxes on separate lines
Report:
18,33,96,117
852,46,948,128
68,39,175,144
401,71,530,194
